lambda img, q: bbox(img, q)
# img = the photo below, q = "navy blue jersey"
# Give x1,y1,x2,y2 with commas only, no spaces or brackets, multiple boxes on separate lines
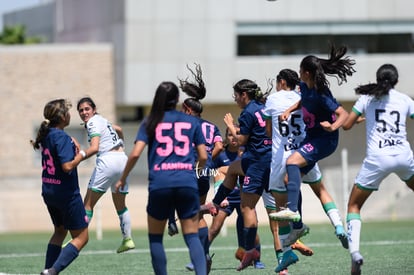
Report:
136,110,205,192
299,82,340,140
238,100,272,162
41,128,80,202
196,117,223,182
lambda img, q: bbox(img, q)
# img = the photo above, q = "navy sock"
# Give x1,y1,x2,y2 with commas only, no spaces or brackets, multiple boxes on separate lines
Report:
184,233,207,275
286,164,301,212
52,242,79,273
243,227,257,250
292,190,304,229
236,213,244,248
149,233,167,275
45,243,61,269
198,226,209,255
212,184,232,205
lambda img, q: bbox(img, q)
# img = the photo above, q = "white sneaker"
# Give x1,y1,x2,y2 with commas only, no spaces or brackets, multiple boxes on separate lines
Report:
269,208,301,222
284,224,310,247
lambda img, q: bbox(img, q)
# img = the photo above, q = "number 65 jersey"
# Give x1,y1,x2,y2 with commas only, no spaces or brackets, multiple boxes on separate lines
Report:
136,109,205,191
352,89,414,156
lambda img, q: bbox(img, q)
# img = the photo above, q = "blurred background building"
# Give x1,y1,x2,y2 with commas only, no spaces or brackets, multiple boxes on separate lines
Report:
1,0,413,232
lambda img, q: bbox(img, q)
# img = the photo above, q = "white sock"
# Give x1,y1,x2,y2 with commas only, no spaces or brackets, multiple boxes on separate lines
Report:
347,218,361,254
118,208,132,239
327,208,343,228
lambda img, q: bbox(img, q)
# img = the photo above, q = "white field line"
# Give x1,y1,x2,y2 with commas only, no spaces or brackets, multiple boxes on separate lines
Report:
1,239,414,259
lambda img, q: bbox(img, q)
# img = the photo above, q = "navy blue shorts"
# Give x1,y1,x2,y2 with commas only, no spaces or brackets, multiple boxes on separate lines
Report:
298,136,338,174
222,202,242,216
147,187,200,220
241,158,270,195
44,194,88,230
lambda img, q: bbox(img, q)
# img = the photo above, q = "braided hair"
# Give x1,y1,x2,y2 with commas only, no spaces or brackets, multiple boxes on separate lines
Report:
233,79,266,103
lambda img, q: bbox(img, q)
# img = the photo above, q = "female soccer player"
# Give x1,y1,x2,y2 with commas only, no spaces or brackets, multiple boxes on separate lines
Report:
179,63,223,273
77,97,135,253
31,99,88,275
116,81,208,275
342,64,414,275
211,79,272,271
272,45,355,228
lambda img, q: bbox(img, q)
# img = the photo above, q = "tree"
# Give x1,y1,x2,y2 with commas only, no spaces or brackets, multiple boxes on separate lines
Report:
0,24,42,44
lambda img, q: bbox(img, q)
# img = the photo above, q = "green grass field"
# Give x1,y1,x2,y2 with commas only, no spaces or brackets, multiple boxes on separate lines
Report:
1,220,414,275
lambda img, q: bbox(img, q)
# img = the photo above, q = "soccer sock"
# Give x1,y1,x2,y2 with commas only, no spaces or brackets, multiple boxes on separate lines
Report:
347,213,362,254
255,242,261,260
52,242,79,273
236,214,244,248
117,207,132,239
279,224,291,251
286,164,301,212
85,209,93,222
292,191,303,230
45,243,61,269
323,202,343,228
148,234,167,275
184,233,206,275
198,226,209,255
243,227,257,250
212,184,232,205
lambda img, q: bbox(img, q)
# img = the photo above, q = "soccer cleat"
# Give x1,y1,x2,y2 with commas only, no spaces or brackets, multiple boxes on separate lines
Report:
235,247,245,261
168,220,179,236
275,250,298,272
291,239,313,256
335,225,349,249
40,268,57,275
116,237,135,253
236,248,260,271
269,208,301,222
185,262,194,271
279,269,289,275
284,224,310,247
254,260,266,269
351,251,364,275
200,202,219,216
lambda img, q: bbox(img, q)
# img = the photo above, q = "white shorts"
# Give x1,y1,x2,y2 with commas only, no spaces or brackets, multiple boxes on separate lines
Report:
88,151,129,193
262,163,322,209
355,151,414,190
269,156,322,192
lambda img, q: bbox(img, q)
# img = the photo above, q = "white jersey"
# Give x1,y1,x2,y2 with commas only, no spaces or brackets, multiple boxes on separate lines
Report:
353,89,414,156
263,90,306,158
263,90,309,191
86,114,123,156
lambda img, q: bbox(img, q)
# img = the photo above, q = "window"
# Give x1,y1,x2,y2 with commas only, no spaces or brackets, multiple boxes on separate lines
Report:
237,21,414,56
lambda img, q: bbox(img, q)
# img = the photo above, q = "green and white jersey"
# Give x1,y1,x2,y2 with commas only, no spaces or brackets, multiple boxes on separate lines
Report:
86,114,123,156
352,89,414,156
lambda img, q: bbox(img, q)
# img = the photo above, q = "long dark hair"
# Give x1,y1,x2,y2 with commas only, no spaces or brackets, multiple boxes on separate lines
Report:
355,64,398,99
300,44,356,93
179,63,206,116
31,99,72,150
146,81,179,141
